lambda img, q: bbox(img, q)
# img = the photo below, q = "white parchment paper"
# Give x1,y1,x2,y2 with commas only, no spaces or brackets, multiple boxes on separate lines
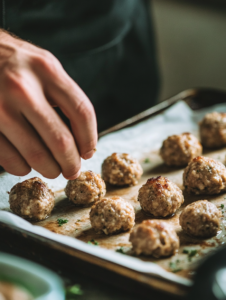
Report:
1,101,226,286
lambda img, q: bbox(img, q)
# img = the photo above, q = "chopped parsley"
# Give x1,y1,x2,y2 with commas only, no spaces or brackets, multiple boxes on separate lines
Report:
183,249,197,261
169,262,182,273
65,284,83,297
77,219,81,222
87,239,99,246
57,218,68,227
116,247,126,254
144,158,151,163
221,204,225,209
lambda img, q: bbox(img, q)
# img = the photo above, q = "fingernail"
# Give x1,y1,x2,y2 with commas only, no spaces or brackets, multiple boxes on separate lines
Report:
66,169,81,180
82,149,96,160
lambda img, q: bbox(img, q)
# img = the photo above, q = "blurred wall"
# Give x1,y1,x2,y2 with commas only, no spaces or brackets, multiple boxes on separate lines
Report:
152,0,226,101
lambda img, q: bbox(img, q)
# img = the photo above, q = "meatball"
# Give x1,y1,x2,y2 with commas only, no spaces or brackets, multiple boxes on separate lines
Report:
179,200,222,237
65,171,106,206
102,153,143,186
199,112,226,148
9,177,54,221
90,196,135,235
183,156,226,195
129,220,179,257
160,132,202,167
138,176,184,217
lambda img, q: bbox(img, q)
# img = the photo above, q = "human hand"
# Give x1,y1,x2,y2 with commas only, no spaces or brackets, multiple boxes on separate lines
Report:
0,30,97,179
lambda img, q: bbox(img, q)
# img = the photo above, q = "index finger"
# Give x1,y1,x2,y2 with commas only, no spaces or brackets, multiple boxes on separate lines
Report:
37,56,98,159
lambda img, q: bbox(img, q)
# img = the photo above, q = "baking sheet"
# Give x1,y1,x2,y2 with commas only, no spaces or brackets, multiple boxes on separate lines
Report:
1,101,226,287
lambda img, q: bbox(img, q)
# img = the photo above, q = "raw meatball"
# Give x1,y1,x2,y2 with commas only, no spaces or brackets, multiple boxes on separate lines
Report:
138,176,184,217
9,177,54,221
65,171,106,206
160,132,202,167
129,220,179,257
102,153,143,186
183,156,226,195
90,196,135,235
179,200,222,237
199,112,226,148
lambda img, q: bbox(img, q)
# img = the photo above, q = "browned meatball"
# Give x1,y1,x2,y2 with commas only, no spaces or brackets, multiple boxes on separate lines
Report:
102,153,143,186
179,200,222,237
129,220,179,257
9,177,54,221
90,196,135,235
65,171,106,206
160,132,202,167
183,156,226,195
199,112,226,148
138,176,184,217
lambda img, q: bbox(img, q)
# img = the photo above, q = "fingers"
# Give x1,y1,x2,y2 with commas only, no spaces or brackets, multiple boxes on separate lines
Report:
0,108,61,179
18,77,81,180
0,132,31,176
58,86,98,160
33,54,98,159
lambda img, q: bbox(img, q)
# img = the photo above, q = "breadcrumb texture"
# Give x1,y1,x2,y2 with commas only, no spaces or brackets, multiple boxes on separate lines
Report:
9,177,54,221
90,196,135,235
138,176,184,217
183,156,226,195
65,171,106,206
179,200,222,237
129,220,179,257
160,132,202,167
102,153,143,186
200,112,226,148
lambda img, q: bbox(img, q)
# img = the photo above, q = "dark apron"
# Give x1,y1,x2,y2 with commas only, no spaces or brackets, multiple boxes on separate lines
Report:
1,0,159,132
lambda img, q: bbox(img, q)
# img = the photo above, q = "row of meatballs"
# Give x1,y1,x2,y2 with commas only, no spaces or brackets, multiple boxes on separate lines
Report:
8,154,225,258
8,111,226,259
160,111,226,167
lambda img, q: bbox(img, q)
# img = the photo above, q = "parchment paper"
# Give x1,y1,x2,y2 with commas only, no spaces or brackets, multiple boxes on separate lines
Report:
1,101,226,287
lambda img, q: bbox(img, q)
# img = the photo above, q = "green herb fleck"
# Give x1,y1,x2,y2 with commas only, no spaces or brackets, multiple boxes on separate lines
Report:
221,204,225,209
144,158,151,163
183,249,197,261
116,247,126,254
222,211,224,214
77,219,81,222
169,262,182,273
57,218,68,227
87,239,99,246
65,284,83,297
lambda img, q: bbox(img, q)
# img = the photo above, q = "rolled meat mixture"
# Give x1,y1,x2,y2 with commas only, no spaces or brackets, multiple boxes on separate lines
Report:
102,153,143,186
138,176,184,217
90,196,135,235
183,156,226,195
9,177,54,221
129,220,179,257
65,171,106,206
199,112,226,148
179,200,222,237
160,132,202,167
